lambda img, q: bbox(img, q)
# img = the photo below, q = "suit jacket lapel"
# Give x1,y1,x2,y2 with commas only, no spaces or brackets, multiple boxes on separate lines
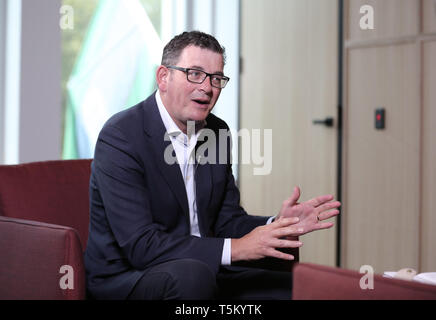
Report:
142,95,190,219
195,131,213,236
195,159,212,236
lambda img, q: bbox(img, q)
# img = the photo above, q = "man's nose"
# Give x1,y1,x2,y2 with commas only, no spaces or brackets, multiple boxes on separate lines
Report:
199,75,213,93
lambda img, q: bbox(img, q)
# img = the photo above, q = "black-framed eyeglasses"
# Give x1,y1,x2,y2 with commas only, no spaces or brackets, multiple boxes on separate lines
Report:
166,66,230,89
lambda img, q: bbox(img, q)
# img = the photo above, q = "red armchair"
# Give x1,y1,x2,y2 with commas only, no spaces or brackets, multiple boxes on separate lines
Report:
292,263,436,300
0,159,92,299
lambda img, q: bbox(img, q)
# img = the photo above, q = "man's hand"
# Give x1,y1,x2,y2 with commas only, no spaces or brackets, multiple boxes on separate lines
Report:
231,217,304,263
277,186,341,235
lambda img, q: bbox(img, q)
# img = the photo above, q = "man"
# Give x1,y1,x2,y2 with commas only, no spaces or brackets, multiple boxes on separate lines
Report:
84,31,340,300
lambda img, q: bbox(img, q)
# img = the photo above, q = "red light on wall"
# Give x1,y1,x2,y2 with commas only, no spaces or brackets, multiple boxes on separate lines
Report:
375,108,385,130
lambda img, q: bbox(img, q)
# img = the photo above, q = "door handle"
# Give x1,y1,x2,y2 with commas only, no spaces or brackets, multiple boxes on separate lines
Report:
313,117,334,127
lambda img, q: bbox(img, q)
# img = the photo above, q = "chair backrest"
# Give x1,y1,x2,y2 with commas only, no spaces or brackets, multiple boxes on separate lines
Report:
293,263,436,300
0,216,85,299
0,159,92,248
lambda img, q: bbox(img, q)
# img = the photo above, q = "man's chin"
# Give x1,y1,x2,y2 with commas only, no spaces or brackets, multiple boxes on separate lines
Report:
185,111,210,126
184,119,207,133
192,102,211,111
190,108,212,119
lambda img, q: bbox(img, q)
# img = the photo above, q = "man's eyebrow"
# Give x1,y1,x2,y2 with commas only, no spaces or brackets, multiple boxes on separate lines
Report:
189,65,224,76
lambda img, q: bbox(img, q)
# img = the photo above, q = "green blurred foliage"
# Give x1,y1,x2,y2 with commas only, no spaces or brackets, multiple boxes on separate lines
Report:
61,0,161,130
139,0,162,35
61,0,99,108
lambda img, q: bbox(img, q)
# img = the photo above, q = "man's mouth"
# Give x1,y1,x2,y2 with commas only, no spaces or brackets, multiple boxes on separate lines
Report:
192,99,210,106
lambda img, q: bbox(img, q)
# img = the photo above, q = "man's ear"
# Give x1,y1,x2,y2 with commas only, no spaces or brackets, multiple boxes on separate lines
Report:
156,65,169,92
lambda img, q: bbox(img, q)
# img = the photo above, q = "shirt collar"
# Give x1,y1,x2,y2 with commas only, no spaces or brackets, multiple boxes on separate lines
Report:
155,90,181,137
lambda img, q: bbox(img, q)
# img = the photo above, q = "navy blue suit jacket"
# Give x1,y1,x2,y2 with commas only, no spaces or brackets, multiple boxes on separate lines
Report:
84,93,269,299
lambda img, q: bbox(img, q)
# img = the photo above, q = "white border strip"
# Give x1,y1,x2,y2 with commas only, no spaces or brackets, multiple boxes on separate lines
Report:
3,0,21,164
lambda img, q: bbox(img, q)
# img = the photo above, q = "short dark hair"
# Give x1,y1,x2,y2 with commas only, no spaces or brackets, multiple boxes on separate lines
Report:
161,31,226,66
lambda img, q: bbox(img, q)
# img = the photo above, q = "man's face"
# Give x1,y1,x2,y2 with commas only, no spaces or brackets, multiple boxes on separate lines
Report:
159,45,224,132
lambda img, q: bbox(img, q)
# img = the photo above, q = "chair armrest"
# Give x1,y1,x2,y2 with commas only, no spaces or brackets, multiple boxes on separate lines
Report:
0,216,85,299
292,263,436,300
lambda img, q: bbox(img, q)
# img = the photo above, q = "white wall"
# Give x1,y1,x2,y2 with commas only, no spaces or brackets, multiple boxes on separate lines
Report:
19,0,62,163
0,0,5,163
0,0,61,164
1,0,22,164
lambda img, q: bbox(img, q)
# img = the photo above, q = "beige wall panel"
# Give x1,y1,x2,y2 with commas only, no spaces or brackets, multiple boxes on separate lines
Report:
239,0,272,217
423,0,436,34
346,0,419,41
421,40,436,272
240,0,338,266
345,44,420,272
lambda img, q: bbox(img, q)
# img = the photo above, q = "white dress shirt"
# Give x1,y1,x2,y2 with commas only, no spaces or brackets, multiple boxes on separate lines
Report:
155,91,232,265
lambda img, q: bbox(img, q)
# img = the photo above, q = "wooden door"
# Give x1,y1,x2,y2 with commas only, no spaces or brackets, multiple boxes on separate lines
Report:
240,0,339,266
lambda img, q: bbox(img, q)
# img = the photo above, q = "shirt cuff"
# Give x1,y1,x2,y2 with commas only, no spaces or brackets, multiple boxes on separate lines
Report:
266,215,276,225
221,238,232,265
